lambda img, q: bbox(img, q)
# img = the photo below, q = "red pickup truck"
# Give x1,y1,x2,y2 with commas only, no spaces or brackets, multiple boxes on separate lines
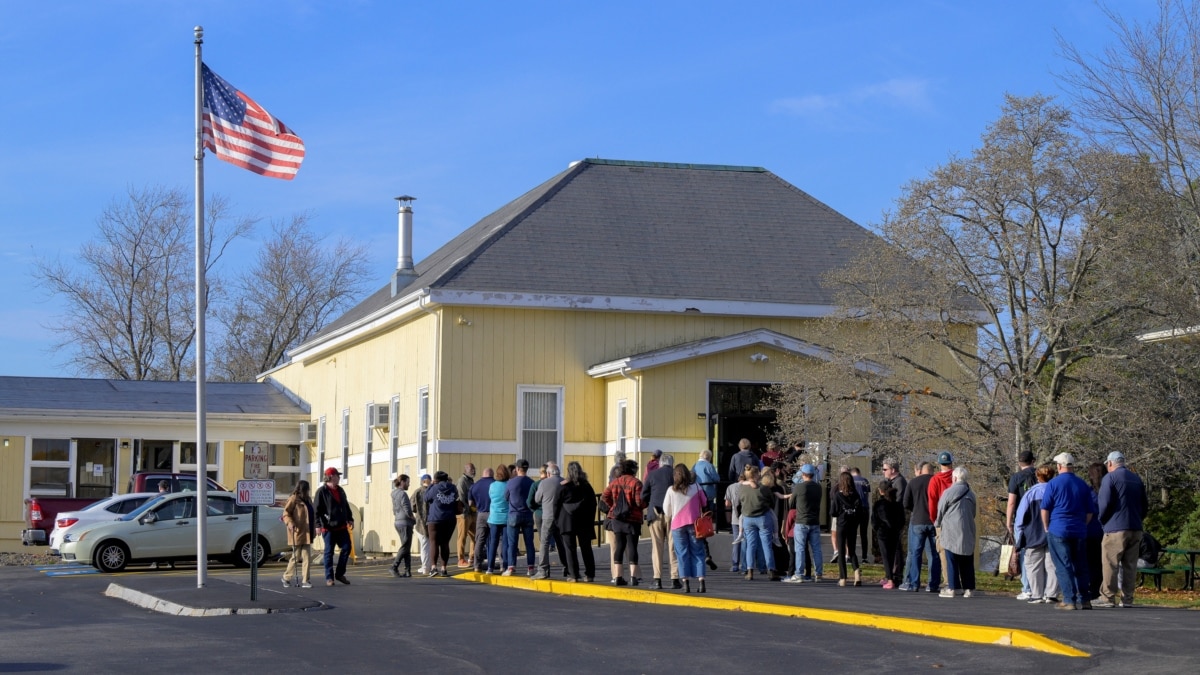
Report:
21,472,227,546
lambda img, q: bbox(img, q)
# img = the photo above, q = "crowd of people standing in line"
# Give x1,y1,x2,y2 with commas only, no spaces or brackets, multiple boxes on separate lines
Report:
284,438,1148,611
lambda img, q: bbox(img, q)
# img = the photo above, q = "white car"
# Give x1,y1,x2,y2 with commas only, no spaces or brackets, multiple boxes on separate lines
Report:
60,491,288,573
49,493,159,554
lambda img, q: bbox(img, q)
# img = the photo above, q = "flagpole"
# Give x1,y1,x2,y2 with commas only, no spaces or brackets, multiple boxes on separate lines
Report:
194,24,209,589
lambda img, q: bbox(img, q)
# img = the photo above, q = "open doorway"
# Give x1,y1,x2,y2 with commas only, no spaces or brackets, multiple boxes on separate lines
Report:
708,382,777,529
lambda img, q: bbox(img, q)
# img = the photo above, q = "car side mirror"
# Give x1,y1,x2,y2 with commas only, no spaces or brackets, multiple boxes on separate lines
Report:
140,512,158,525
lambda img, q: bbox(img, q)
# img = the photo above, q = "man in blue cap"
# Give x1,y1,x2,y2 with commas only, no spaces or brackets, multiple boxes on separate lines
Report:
783,463,824,582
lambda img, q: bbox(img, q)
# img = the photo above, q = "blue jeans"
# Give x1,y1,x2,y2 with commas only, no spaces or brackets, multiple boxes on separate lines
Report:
741,513,775,573
506,512,535,568
1048,533,1088,605
486,522,507,572
905,523,941,590
672,525,706,579
944,551,975,591
730,522,742,570
322,528,351,582
795,523,823,578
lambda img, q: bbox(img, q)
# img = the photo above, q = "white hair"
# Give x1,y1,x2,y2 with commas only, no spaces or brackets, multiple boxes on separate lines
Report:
700,449,713,461
952,466,969,483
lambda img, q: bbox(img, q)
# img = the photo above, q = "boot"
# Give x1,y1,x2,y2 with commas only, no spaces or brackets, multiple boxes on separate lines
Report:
706,557,718,571
698,579,707,593
672,578,683,589
653,578,663,590
853,569,862,587
684,579,691,593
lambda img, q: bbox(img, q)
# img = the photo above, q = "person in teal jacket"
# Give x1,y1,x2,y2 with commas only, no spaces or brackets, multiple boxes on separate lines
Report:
486,464,511,574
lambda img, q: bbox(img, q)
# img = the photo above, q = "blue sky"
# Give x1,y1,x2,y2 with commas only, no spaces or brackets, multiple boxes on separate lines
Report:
0,0,1156,377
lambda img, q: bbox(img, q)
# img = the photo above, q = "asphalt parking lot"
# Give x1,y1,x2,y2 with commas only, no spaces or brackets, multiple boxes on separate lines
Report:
1,536,1198,674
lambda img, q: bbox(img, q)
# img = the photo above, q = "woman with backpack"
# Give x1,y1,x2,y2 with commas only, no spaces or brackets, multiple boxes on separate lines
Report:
601,459,645,586
831,471,865,586
1015,464,1060,603
872,480,905,589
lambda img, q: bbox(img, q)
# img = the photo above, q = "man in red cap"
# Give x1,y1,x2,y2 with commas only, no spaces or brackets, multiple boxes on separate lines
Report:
314,467,354,587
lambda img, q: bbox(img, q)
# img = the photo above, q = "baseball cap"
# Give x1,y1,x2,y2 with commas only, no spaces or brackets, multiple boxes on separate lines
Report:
799,463,815,476
653,449,663,458
420,473,431,481
1053,452,1075,466
1106,451,1125,463
937,451,953,465
324,467,340,476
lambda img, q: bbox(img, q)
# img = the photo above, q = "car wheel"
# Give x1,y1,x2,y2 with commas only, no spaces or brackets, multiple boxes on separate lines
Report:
94,541,129,573
233,535,269,568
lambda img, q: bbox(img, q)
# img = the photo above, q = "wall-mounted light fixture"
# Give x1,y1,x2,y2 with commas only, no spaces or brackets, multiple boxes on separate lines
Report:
120,440,130,450
749,352,769,363
456,315,472,326
2,439,8,448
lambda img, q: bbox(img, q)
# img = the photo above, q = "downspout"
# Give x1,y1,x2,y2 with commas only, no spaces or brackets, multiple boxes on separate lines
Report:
418,291,439,474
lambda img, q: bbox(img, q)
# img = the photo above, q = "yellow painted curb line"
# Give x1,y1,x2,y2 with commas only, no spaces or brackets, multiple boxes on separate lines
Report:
455,573,1088,658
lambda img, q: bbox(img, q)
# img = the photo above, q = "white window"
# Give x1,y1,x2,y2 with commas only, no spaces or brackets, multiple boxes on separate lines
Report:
180,442,219,483
317,416,327,475
417,388,429,471
617,400,628,457
363,404,374,482
870,397,903,442
341,409,350,478
518,386,563,468
269,444,302,498
389,395,400,478
29,438,71,497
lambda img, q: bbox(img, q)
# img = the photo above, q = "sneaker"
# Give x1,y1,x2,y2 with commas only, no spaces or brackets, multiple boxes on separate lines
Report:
1092,598,1116,608
439,569,450,577
898,583,914,592
1015,591,1031,601
1055,602,1076,610
1028,597,1044,604
939,589,956,598
882,580,895,590
783,575,804,584
326,580,335,587
501,567,514,577
527,566,537,577
389,568,401,578
427,570,438,578
1081,601,1093,610
281,577,291,588
417,567,427,576
335,575,350,585
829,552,840,564
729,566,741,573
963,589,973,598
299,582,312,589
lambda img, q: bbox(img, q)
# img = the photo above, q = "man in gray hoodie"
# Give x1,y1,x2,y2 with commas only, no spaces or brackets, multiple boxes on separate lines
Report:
390,475,414,577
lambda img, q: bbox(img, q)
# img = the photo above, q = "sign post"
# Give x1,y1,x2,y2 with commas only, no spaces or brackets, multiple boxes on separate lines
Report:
239,442,273,601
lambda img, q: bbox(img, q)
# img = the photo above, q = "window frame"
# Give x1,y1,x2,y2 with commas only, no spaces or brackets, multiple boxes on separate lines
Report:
517,385,564,467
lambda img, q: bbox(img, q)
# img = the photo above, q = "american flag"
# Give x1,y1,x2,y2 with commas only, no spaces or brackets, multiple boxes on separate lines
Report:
201,63,305,180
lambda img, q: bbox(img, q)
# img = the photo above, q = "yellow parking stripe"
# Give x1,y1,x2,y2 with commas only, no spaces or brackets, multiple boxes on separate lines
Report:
455,572,1088,658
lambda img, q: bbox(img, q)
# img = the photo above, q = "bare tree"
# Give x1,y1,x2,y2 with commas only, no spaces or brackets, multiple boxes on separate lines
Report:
1059,0,1200,299
777,95,1174,482
212,214,371,381
34,186,254,380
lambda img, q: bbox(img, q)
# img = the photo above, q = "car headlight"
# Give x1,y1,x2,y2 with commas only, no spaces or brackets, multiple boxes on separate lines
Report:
63,533,75,543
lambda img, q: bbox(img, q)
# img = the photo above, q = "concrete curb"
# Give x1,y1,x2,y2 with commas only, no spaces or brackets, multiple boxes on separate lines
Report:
455,572,1089,658
104,583,328,616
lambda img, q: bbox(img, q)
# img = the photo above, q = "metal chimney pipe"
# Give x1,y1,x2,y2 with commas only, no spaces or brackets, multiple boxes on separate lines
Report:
395,195,416,272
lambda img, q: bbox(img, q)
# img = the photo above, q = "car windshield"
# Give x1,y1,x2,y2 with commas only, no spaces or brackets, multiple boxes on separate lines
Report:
120,494,169,521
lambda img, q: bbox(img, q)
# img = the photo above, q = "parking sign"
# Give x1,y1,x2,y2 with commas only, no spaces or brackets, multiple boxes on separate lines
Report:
243,441,270,480
236,479,276,506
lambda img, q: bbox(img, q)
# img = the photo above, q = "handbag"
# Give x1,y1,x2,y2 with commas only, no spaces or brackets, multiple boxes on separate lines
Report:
694,511,715,539
1000,532,1019,580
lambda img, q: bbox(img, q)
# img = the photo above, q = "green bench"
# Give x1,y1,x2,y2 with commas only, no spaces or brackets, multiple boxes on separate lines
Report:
1137,567,1175,591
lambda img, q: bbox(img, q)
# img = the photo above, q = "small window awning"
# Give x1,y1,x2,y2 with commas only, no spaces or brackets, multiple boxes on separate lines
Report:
585,328,888,378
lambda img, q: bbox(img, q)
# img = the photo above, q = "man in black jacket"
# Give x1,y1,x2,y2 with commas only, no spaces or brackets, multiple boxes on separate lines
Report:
641,453,679,589
314,467,354,587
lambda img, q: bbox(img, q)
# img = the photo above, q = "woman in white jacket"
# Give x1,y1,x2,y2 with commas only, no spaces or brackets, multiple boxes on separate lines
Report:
936,466,977,598
662,463,709,593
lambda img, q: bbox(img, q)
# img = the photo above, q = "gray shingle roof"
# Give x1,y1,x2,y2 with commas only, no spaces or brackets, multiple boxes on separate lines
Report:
314,158,883,339
0,376,309,416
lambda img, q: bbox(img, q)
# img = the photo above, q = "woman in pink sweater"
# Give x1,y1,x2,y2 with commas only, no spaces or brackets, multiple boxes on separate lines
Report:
662,463,709,593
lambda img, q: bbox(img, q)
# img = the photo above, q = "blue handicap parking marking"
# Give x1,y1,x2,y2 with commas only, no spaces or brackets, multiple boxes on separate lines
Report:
40,566,99,576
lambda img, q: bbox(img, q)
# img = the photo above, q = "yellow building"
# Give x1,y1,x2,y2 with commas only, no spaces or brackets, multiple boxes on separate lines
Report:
266,158,974,556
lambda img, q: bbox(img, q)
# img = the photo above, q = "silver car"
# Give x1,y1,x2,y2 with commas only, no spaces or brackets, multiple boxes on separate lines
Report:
60,491,288,573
